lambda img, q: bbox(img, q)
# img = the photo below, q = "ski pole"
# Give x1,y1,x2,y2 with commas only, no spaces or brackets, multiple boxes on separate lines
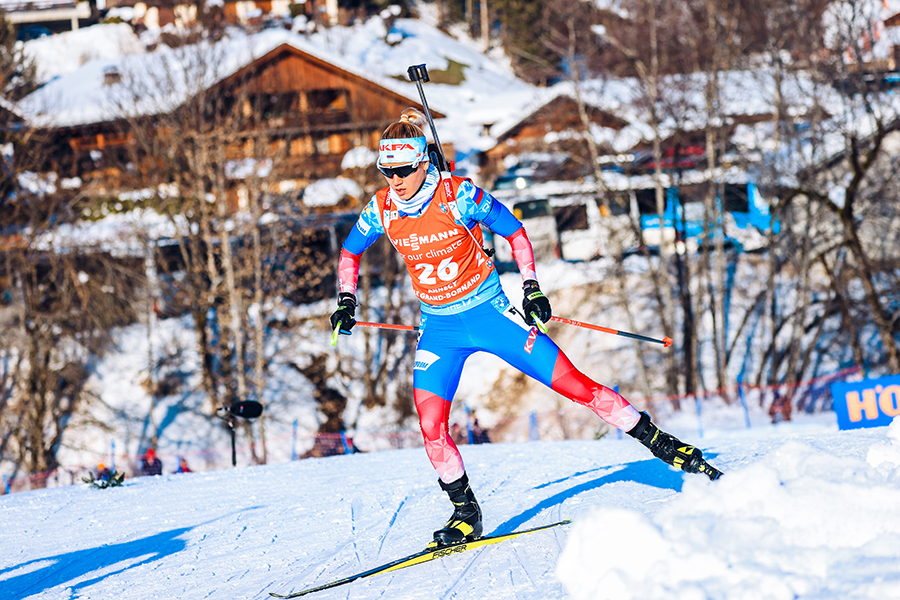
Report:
338,317,672,347
407,64,496,261
356,321,419,331
407,65,450,172
331,320,419,346
536,315,674,347
407,64,458,217
408,64,456,210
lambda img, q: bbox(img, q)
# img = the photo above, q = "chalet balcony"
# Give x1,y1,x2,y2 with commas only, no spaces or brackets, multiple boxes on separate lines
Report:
275,154,345,179
252,110,353,134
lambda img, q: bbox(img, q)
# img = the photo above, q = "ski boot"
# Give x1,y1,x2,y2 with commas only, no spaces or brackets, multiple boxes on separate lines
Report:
627,412,723,481
430,473,483,548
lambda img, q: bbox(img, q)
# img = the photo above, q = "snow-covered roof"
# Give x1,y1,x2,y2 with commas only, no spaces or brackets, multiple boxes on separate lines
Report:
485,70,836,157
16,17,541,157
14,11,900,176
17,27,432,129
486,78,650,153
20,22,144,84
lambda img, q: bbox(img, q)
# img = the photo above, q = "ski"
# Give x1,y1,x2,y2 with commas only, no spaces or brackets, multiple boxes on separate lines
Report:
268,519,571,598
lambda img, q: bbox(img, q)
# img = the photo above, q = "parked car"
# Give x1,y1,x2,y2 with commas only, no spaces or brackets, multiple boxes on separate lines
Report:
16,26,53,42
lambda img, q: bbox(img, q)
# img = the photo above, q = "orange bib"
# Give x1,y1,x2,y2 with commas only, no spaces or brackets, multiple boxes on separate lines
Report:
376,177,495,306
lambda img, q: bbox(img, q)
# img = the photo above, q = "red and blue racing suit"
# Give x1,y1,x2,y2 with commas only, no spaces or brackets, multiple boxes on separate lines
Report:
338,167,641,483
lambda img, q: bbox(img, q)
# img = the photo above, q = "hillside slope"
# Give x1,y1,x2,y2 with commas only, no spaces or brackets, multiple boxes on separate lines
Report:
3,415,900,600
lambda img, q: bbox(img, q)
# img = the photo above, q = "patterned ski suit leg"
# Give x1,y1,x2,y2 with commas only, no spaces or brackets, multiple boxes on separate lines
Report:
412,298,641,484
413,316,473,484
461,300,642,432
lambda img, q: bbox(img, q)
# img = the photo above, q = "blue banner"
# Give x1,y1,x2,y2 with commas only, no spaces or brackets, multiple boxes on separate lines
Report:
831,375,900,430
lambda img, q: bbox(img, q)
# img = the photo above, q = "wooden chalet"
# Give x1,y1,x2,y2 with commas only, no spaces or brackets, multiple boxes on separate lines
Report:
883,10,900,70
481,93,628,184
211,42,441,181
40,41,442,209
222,0,306,25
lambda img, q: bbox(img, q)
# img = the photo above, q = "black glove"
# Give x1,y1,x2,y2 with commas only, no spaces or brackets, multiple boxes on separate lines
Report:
522,280,551,327
330,292,357,335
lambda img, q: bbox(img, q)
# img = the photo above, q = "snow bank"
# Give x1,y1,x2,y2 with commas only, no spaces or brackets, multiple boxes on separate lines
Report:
558,419,900,600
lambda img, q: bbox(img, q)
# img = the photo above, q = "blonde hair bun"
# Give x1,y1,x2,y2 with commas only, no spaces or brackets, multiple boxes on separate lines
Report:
381,107,428,140
400,107,428,131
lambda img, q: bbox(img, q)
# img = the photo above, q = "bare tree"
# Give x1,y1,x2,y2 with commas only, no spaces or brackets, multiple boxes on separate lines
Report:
105,34,341,459
1,182,144,484
756,0,900,377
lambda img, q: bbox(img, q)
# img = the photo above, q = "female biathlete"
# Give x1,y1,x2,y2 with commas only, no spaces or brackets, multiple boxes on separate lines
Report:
330,109,721,547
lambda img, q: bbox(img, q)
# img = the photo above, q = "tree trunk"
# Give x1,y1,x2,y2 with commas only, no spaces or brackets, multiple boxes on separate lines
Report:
481,0,490,51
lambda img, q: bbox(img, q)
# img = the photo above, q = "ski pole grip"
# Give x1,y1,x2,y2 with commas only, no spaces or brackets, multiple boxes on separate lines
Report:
531,313,548,334
407,64,430,83
331,323,341,346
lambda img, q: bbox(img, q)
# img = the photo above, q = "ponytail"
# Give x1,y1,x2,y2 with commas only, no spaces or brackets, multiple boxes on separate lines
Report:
382,107,428,140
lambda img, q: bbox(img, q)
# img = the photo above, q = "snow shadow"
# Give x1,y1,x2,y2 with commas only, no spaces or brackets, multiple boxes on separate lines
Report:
0,526,190,599
490,459,685,535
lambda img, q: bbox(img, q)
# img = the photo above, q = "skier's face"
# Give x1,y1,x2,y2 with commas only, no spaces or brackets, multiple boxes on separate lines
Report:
381,162,427,200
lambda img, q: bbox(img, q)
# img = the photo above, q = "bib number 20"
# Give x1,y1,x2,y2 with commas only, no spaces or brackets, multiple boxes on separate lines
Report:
416,258,459,284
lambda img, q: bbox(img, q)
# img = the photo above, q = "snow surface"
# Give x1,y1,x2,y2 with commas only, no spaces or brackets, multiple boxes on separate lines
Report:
20,23,144,84
8,9,900,599
3,414,900,600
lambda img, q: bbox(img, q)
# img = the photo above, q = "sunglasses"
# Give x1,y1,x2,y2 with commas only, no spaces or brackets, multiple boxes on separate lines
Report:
378,163,420,179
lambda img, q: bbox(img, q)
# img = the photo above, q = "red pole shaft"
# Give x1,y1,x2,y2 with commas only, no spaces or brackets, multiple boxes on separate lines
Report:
352,319,672,347
355,321,419,332
548,316,673,347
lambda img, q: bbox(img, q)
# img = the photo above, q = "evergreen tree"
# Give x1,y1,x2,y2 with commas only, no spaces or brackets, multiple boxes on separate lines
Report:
82,471,127,489
495,0,558,84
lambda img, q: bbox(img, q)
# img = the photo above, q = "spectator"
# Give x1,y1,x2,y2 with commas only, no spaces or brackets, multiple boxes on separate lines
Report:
140,448,163,476
769,389,792,424
450,423,466,445
341,433,362,454
471,418,491,444
175,457,192,474
97,462,111,482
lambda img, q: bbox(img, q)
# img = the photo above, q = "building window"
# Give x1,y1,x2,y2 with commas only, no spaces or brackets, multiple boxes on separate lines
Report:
307,89,348,112
596,194,629,216
554,204,589,232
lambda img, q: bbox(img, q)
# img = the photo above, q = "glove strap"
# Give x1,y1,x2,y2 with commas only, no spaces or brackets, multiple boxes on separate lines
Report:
523,280,544,301
338,292,357,309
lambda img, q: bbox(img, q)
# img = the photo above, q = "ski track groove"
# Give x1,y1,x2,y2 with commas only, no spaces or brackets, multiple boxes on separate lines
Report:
553,526,567,554
510,542,539,589
279,537,357,590
535,465,610,489
377,498,407,556
235,525,248,542
440,545,489,599
481,471,514,535
482,470,514,504
350,499,362,567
